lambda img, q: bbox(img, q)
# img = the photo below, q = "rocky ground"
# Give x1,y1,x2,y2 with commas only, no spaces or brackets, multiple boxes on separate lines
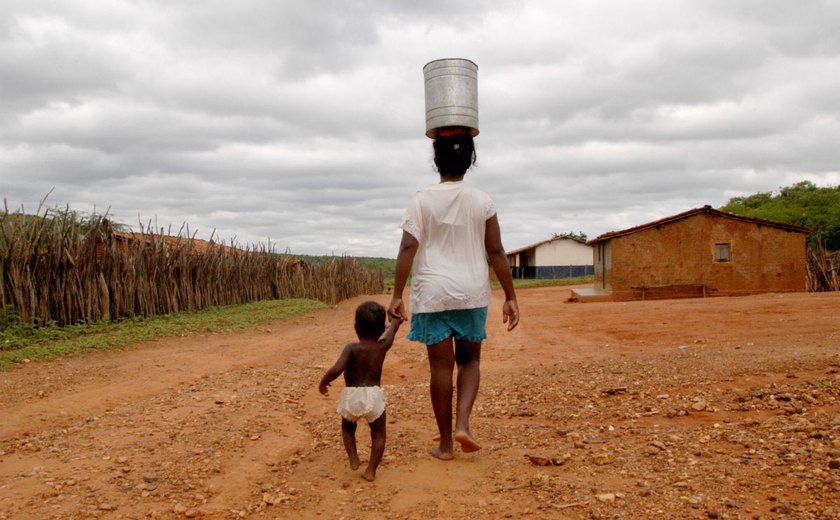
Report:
1,287,839,519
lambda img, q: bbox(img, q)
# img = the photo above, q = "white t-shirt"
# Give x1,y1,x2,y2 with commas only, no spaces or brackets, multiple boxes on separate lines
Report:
400,181,497,313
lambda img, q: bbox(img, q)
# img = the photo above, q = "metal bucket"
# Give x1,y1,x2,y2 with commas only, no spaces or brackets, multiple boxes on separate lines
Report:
423,58,479,138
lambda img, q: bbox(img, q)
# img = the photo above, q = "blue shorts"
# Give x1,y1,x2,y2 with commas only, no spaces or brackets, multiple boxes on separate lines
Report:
406,307,488,345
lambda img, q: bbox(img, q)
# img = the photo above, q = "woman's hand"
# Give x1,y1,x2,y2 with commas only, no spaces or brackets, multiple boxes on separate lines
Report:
389,297,408,323
502,299,519,331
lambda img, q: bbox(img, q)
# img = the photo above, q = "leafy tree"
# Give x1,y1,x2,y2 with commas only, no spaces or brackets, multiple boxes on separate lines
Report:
46,207,127,235
552,231,588,242
720,181,840,251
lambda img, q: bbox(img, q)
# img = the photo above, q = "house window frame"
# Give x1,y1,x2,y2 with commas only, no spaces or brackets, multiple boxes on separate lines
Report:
714,242,732,263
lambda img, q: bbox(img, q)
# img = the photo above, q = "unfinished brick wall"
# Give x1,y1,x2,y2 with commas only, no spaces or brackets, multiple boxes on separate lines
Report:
600,213,808,300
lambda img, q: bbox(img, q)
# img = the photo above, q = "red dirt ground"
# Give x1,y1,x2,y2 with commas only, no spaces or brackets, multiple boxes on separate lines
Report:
1,287,839,519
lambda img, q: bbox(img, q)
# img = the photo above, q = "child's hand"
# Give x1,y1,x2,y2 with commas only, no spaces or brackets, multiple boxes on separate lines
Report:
319,383,330,395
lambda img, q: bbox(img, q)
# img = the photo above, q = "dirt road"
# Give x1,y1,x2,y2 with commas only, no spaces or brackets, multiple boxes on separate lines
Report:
1,287,839,519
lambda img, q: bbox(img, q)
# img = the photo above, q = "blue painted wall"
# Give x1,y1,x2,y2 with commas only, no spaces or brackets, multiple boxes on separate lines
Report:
510,265,594,279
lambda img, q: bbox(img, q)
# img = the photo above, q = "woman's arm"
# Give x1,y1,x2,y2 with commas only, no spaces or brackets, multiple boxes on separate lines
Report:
485,214,520,331
389,231,419,322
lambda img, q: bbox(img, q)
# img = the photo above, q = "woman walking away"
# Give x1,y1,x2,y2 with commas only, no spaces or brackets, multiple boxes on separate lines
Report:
389,127,519,460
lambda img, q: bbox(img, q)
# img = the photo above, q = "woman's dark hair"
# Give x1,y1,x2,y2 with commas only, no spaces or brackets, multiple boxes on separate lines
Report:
355,300,386,339
433,132,477,177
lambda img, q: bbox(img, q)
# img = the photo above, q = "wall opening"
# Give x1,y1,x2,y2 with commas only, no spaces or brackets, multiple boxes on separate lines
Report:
714,243,732,263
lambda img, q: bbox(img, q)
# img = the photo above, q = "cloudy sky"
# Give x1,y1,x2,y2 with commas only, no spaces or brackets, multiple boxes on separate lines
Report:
2,1,839,257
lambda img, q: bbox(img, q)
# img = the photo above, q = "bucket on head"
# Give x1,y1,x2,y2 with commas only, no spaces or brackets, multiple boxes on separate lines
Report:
423,58,479,139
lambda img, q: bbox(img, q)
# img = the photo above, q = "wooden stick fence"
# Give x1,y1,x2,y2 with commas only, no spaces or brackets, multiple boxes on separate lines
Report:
1,207,384,327
807,241,840,292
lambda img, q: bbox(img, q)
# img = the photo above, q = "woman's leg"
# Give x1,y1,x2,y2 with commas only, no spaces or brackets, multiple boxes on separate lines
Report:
426,337,455,460
454,339,482,452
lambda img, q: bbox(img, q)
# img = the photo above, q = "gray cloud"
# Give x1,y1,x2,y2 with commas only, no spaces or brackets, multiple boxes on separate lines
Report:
2,0,839,257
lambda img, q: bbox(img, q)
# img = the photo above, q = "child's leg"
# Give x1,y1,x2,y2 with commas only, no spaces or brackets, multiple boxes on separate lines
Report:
454,339,482,452
341,418,361,470
362,411,387,482
426,337,455,460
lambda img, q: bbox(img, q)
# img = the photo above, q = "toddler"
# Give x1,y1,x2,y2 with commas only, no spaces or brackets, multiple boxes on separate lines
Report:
319,301,400,481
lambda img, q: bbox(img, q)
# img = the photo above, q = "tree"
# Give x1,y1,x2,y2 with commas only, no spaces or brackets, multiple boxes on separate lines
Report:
552,231,588,242
720,181,840,251
46,207,127,235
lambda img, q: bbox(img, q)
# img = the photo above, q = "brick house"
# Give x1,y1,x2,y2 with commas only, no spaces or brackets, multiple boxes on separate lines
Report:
507,236,594,279
575,206,812,301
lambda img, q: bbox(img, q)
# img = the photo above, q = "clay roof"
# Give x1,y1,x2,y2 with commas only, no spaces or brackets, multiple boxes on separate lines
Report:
507,235,590,256
587,205,813,245
110,231,240,253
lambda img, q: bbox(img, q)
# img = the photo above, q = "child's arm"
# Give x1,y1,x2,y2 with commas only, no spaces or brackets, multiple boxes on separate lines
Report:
318,345,351,395
377,317,402,350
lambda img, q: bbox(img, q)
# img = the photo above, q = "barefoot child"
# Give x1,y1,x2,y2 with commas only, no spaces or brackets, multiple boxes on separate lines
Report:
318,301,401,481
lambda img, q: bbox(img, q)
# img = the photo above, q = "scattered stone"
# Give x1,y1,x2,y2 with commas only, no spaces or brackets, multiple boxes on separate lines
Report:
596,493,616,503
99,503,116,511
262,492,291,505
526,454,569,466
602,387,628,395
143,472,157,483
591,452,615,465
828,459,840,470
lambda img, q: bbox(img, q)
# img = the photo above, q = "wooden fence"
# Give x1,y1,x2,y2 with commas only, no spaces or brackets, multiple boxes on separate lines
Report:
807,243,840,292
1,209,384,327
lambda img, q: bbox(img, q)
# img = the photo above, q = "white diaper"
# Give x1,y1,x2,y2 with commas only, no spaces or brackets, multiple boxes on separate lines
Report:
337,386,386,423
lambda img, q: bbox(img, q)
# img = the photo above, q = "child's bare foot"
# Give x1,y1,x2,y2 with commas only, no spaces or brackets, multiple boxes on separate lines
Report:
454,431,481,453
349,456,361,470
361,470,376,482
430,447,454,460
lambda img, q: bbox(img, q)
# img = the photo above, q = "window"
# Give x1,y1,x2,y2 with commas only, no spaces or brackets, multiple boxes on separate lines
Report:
714,243,731,262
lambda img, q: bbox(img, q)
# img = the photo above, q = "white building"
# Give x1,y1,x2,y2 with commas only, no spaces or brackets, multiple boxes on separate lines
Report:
506,236,594,279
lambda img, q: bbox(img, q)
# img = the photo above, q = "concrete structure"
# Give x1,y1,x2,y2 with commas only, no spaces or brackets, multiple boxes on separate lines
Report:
507,236,594,279
575,206,812,301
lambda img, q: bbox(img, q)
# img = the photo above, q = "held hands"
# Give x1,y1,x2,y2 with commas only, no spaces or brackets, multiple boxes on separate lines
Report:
502,299,520,331
388,297,408,323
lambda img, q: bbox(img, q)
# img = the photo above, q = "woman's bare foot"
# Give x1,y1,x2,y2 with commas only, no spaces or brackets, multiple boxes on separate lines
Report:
430,447,454,460
361,469,376,482
349,456,361,470
454,431,481,453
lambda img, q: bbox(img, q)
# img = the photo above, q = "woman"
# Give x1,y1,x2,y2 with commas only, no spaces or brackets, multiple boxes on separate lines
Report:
389,127,519,460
